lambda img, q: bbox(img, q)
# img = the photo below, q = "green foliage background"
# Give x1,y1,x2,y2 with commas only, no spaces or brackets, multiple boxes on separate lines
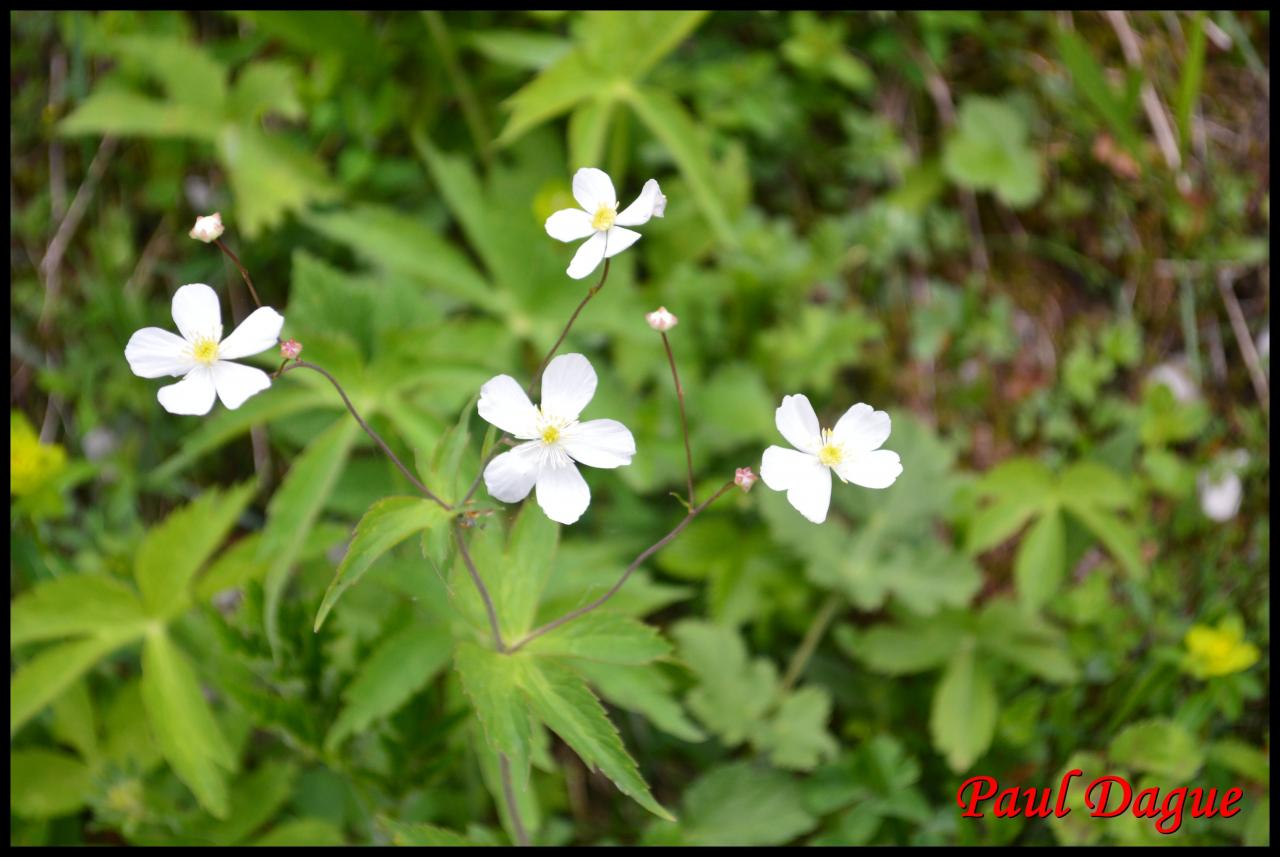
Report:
10,10,1270,846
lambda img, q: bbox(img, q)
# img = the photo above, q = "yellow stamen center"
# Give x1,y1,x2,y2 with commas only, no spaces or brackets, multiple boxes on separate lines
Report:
192,337,219,364
541,425,561,445
592,204,617,231
817,428,844,468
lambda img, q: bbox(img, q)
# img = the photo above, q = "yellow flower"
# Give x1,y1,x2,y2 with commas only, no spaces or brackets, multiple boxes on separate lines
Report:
1182,618,1260,679
10,412,67,497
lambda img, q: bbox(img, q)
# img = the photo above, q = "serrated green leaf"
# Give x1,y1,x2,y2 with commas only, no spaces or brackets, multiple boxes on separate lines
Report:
9,748,92,819
59,88,217,140
576,661,705,742
497,50,600,147
646,761,816,846
1014,508,1065,610
518,657,672,821
135,482,256,618
251,817,346,847
975,600,1079,683
1109,719,1203,782
497,502,559,638
10,573,147,647
315,497,449,631
11,633,130,737
50,680,97,763
752,686,838,771
929,643,997,772
524,612,670,665
836,616,965,676
1064,502,1145,579
673,620,777,746
380,817,476,846
326,623,451,751
180,763,298,846
1057,461,1134,511
454,642,532,792
140,629,237,818
219,123,338,237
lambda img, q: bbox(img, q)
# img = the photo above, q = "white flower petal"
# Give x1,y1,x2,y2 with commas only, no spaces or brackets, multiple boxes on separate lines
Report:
832,403,891,454
541,353,597,421
562,418,635,469
545,208,595,243
483,443,541,503
218,306,285,360
760,445,831,523
775,394,822,454
566,231,608,280
837,450,903,490
171,283,223,344
156,366,217,416
571,167,617,213
615,179,665,227
603,227,642,259
124,327,194,378
535,460,591,525
212,361,272,410
478,374,539,439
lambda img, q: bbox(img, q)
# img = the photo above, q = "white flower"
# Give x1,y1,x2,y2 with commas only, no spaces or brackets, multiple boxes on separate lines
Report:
1147,359,1200,403
759,394,903,524
478,353,636,525
189,212,225,243
645,306,678,332
1198,449,1249,522
125,283,284,416
545,168,665,280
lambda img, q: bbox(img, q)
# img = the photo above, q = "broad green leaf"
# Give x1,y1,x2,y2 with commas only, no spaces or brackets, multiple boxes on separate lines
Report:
497,502,559,638
568,97,615,171
140,629,237,817
251,818,346,847
1014,508,1065,610
326,623,452,751
645,761,816,846
105,34,228,114
751,686,838,771
179,763,298,846
380,817,476,846
575,661,705,742
1064,502,1145,579
102,679,162,774
627,86,735,244
1109,719,1204,782
943,96,1042,208
10,573,147,647
673,620,777,746
454,642,532,791
523,612,670,665
59,88,217,140
195,534,269,601
836,617,964,675
1056,461,1134,511
579,11,710,82
10,633,130,737
518,657,673,821
966,495,1042,555
497,50,600,146
50,680,97,763
219,123,338,237
229,60,302,123
259,417,360,655
135,482,256,618
9,748,92,819
975,600,1079,683
315,497,450,631
465,29,572,71
929,643,997,772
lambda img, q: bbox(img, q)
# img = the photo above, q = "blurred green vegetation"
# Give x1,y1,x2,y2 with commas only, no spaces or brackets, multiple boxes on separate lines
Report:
10,10,1270,846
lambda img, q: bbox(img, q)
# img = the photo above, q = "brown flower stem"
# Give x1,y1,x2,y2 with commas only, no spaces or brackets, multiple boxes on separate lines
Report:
279,360,450,510
661,331,696,506
498,753,530,847
506,480,736,653
454,522,507,652
214,237,263,309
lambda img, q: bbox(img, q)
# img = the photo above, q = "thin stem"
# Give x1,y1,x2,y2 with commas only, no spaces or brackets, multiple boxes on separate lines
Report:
1216,269,1270,414
507,480,736,653
661,331,696,506
780,594,843,693
526,259,611,397
280,360,450,510
214,237,263,309
498,753,530,847
455,523,507,652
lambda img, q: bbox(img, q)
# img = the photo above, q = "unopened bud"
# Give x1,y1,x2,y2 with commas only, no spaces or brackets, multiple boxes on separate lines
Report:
645,306,678,332
735,467,757,492
189,212,225,243
280,338,303,360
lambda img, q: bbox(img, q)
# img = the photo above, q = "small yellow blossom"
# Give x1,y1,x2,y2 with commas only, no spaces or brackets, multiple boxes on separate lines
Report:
1182,618,1260,679
10,412,67,496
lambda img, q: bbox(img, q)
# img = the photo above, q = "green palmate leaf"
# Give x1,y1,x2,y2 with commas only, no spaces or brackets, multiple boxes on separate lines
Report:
575,661,705,742
466,29,572,70
104,34,228,114
10,573,147,647
9,748,93,819
229,60,303,123
673,620,777,746
326,623,452,751
380,817,477,847
523,612,670,665
194,534,269,601
968,457,1054,553
314,497,450,631
929,643,997,773
498,50,600,147
1056,461,1134,511
1109,719,1204,782
251,818,346,847
496,502,558,638
219,123,338,237
59,88,217,140
11,633,131,737
579,11,710,81
259,417,361,655
518,657,673,821
140,629,237,818
568,97,615,171
975,600,1079,683
178,763,298,846
1014,507,1065,610
645,761,817,846
751,686,839,771
135,482,256,618
626,85,735,244
1063,501,1145,579
943,96,1043,208
836,616,964,675
454,642,533,791
50,680,97,763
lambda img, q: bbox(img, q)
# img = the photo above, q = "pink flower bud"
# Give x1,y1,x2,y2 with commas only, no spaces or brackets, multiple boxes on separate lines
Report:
735,467,757,492
645,306,678,332
189,212,225,243
280,338,303,360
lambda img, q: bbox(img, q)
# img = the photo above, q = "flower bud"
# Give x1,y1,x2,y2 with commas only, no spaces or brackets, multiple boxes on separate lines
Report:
280,338,303,360
189,212,225,243
735,467,757,492
645,306,678,332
